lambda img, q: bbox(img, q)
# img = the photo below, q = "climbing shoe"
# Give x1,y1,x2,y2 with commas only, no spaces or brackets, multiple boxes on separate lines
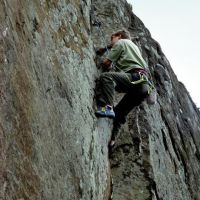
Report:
95,105,115,118
108,140,115,156
109,140,115,148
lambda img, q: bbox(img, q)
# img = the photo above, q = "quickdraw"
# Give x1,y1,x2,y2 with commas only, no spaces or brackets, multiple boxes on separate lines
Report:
90,6,109,55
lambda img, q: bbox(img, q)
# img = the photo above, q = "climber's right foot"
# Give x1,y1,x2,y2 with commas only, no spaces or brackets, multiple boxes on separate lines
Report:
95,105,115,118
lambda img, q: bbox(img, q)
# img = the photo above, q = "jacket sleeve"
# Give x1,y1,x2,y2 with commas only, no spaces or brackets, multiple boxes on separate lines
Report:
107,41,123,63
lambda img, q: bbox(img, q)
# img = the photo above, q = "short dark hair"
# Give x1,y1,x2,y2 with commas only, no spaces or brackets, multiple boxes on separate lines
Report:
111,29,131,39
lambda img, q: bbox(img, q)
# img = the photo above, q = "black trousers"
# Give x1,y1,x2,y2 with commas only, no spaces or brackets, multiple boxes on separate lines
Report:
96,71,149,140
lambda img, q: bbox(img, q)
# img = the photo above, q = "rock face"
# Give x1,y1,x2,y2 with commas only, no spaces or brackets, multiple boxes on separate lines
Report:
0,0,200,200
0,1,111,199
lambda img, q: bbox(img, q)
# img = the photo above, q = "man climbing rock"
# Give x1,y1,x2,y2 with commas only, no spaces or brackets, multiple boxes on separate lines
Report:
95,29,149,148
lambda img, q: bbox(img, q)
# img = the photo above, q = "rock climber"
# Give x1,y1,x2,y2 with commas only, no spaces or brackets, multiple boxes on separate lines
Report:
95,29,150,148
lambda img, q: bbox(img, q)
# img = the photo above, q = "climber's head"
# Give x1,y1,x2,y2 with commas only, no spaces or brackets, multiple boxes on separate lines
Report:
111,29,131,45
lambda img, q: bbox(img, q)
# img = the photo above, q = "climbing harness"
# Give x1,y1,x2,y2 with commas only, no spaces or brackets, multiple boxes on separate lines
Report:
131,72,147,85
130,70,157,105
130,70,155,96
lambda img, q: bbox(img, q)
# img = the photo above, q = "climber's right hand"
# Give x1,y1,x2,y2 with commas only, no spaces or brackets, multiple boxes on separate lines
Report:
106,44,113,49
96,44,113,56
96,47,107,56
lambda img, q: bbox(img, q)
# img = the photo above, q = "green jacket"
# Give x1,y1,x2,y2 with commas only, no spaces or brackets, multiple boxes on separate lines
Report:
107,39,147,72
